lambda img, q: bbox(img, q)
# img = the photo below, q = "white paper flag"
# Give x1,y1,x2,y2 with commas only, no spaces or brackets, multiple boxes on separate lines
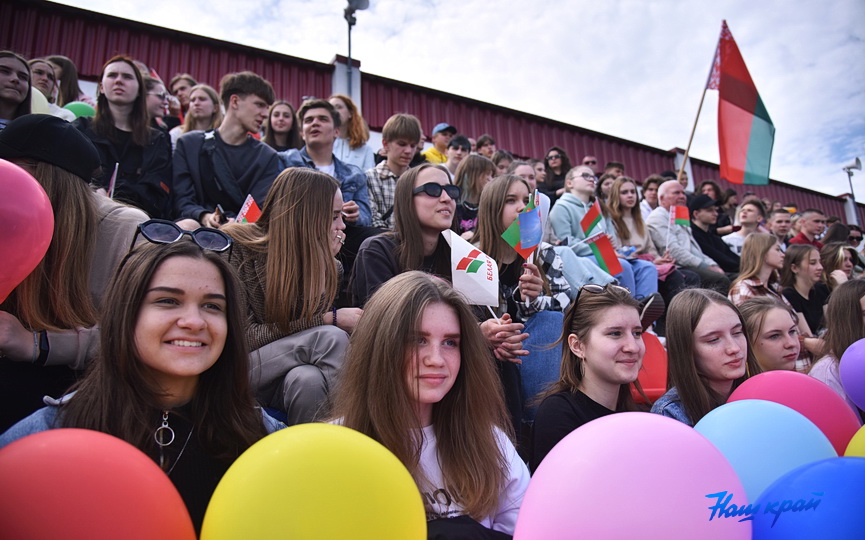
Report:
442,230,499,306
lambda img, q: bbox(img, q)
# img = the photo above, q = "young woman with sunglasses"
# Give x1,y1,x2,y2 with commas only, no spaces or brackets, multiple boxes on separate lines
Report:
531,284,645,472
650,289,762,426
540,146,571,204
351,163,530,365
0,115,149,432
73,55,172,219
332,271,529,535
222,168,359,425
1,240,281,533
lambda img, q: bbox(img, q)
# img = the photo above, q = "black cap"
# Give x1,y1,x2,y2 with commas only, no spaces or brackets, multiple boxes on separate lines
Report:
0,115,100,181
689,194,718,215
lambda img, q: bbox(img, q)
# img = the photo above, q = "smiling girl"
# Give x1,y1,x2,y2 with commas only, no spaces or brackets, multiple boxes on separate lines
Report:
0,241,280,532
262,100,301,152
651,289,762,426
332,272,529,535
531,284,645,472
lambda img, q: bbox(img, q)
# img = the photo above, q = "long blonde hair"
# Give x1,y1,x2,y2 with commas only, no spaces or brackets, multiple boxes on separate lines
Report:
179,84,223,134
222,168,339,327
730,233,781,292
332,272,510,520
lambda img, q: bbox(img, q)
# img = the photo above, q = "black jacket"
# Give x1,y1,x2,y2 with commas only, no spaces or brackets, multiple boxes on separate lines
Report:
691,223,740,273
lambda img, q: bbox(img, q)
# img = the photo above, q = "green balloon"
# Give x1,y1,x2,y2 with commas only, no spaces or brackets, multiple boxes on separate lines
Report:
63,101,96,118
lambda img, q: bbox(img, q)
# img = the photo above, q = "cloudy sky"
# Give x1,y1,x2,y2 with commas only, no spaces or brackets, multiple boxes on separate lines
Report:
58,0,865,197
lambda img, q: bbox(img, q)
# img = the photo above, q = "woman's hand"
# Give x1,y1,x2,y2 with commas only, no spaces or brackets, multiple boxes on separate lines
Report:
829,269,848,288
480,314,529,364
518,263,543,304
0,311,34,361
335,308,363,334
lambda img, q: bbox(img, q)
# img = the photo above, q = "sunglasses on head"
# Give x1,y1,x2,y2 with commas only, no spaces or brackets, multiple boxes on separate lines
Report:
412,182,461,200
573,283,632,306
128,219,233,254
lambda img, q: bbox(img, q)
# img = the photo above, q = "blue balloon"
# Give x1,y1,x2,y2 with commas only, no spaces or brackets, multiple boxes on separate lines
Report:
695,399,836,502
752,457,865,539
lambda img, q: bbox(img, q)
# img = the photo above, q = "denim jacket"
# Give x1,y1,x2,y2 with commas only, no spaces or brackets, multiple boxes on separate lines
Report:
279,147,372,226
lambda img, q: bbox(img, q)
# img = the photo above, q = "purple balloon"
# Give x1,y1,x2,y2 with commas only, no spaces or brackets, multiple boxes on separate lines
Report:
839,338,865,412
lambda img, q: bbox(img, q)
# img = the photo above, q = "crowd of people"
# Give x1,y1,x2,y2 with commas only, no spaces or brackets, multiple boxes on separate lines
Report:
1,49,864,537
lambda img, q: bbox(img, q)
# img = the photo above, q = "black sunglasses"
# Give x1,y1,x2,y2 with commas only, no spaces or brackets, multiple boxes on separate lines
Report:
128,219,233,254
573,283,631,306
583,160,597,165
413,182,461,200
546,154,562,161
850,236,863,243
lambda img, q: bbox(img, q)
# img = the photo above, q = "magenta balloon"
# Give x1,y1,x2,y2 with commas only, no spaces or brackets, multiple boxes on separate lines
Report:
728,370,860,455
0,429,196,539
0,159,54,303
515,412,750,539
840,338,865,412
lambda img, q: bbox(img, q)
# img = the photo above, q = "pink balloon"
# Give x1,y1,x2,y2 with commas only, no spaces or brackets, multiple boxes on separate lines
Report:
515,412,750,539
840,338,865,412
0,159,54,303
728,370,861,455
0,429,196,540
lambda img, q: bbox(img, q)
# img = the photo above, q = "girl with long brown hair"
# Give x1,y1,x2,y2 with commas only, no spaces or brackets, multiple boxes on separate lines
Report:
332,271,529,535
222,168,360,425
1,240,281,533
531,284,645,472
728,233,788,306
651,289,762,425
262,99,300,152
73,55,172,219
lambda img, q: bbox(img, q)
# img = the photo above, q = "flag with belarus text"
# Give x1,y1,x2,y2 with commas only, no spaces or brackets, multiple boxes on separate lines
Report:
442,230,499,306
707,20,774,185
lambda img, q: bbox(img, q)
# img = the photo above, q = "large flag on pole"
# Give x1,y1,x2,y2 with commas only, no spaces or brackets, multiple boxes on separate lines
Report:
707,20,774,185
442,230,499,306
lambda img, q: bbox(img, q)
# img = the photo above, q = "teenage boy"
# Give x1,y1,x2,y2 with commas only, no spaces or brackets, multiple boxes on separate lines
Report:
421,122,456,164
788,209,827,248
767,208,793,251
721,199,766,255
169,73,197,115
476,134,496,158
173,71,281,226
365,113,422,229
444,134,471,179
280,99,371,227
690,194,740,274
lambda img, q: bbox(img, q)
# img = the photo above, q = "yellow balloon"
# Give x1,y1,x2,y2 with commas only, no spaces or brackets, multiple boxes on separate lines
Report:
201,423,426,540
844,424,865,457
30,89,51,114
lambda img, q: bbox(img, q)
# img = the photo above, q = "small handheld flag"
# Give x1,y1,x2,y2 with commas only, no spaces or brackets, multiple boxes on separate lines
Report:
580,199,603,235
501,200,542,260
236,195,262,223
670,205,690,226
585,232,623,276
107,162,119,199
442,230,499,306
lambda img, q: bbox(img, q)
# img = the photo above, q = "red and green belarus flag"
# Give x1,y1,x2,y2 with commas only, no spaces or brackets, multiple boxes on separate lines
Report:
585,232,623,276
501,191,542,260
707,20,774,185
236,194,262,223
670,205,690,226
581,199,603,235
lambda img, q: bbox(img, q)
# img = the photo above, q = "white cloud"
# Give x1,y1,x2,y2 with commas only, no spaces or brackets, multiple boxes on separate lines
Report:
58,0,865,196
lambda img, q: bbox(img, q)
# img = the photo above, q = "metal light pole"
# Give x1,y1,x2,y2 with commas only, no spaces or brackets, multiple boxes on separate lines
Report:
344,0,369,98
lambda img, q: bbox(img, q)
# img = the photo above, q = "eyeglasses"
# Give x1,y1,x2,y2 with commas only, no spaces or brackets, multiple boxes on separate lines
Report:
148,92,169,101
583,160,597,165
577,173,598,181
546,154,562,161
128,219,233,254
573,284,632,307
412,182,461,200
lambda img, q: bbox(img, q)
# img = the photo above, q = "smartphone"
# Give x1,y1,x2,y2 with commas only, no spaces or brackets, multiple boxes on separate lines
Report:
213,204,227,224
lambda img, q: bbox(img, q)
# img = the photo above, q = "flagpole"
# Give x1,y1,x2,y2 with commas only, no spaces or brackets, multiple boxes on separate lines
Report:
678,86,709,180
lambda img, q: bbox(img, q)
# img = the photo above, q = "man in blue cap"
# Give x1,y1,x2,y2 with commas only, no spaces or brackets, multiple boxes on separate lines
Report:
421,122,456,164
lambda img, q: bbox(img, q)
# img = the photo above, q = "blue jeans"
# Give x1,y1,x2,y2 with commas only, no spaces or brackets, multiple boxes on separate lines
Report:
553,246,616,300
520,310,564,422
580,255,658,299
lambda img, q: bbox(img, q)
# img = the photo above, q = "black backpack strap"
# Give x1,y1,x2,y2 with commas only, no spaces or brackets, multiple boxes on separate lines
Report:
199,131,246,209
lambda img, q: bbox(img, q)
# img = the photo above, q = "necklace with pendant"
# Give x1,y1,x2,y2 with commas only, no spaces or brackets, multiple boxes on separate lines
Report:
154,410,193,475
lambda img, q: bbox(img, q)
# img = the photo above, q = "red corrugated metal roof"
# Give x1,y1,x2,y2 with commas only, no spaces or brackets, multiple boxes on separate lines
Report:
4,0,864,224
